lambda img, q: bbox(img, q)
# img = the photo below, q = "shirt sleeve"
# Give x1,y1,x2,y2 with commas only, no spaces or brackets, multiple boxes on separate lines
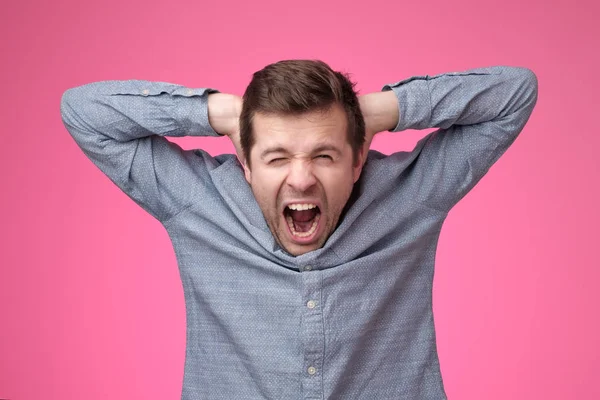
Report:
60,80,223,222
382,66,538,213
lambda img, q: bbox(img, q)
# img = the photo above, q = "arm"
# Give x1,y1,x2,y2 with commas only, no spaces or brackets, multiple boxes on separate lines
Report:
60,80,240,222
360,66,538,213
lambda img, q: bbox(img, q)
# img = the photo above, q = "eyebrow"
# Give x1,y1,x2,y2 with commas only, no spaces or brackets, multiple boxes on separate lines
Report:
260,144,342,160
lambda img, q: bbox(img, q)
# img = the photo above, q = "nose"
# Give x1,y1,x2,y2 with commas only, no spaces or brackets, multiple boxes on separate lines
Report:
285,160,317,192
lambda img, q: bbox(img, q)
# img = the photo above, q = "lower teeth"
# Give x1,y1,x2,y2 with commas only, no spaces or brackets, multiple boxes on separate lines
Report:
286,214,320,238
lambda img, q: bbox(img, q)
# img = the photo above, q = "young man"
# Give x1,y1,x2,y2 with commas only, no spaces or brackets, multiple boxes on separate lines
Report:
60,60,538,399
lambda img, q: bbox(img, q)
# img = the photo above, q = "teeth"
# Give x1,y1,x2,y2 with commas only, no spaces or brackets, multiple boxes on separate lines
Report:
287,203,317,211
286,213,320,238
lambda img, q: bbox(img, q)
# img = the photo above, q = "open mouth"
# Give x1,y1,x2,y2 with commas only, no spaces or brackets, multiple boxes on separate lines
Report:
283,203,322,240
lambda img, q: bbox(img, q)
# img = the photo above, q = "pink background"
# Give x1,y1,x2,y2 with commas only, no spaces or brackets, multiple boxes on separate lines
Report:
1,0,598,398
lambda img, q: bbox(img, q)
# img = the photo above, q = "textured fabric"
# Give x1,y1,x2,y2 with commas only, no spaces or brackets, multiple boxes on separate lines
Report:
60,66,538,399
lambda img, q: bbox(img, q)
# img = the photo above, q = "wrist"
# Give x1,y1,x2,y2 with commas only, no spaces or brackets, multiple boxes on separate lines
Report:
208,93,242,136
359,91,400,134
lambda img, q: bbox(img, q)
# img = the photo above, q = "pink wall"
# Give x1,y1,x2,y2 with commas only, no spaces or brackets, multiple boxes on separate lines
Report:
1,0,598,398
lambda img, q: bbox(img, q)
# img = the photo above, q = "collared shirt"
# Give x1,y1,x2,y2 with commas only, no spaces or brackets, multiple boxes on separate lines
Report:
60,66,537,399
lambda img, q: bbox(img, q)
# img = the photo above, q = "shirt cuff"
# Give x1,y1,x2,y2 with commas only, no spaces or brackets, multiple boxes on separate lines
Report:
382,76,431,132
105,80,222,137
171,87,222,137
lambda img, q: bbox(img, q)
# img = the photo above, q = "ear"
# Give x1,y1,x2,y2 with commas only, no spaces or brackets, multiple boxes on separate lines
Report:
352,147,366,183
243,160,252,184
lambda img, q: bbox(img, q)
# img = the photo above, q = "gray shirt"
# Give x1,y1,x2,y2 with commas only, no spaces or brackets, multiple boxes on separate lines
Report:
60,65,538,399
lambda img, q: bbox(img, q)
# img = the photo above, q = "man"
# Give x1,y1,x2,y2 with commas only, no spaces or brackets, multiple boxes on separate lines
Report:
60,60,538,399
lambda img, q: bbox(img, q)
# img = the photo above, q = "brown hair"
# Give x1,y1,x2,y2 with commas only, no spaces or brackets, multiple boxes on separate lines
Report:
240,59,365,167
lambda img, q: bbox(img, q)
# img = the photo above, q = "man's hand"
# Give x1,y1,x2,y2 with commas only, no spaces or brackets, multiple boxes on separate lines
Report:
358,91,400,163
208,93,244,162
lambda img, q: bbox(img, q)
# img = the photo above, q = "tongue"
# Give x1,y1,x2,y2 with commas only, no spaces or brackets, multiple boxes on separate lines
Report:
290,209,317,222
290,209,318,233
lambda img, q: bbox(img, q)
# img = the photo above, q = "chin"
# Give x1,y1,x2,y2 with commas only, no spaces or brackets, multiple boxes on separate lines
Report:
282,242,320,256
274,223,330,256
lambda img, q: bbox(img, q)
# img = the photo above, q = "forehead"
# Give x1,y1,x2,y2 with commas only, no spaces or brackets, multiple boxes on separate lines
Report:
251,105,348,151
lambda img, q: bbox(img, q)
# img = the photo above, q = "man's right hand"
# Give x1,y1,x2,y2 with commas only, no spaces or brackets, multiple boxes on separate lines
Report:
208,93,244,163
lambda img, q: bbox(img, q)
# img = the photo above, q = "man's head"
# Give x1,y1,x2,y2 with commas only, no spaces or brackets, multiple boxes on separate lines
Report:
240,59,366,256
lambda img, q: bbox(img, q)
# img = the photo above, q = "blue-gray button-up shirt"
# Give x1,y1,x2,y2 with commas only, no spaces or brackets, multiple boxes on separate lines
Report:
60,66,538,399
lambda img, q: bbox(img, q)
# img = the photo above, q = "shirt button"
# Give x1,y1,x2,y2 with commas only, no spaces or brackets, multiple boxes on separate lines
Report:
304,265,312,271
186,89,193,95
307,366,317,375
141,89,149,95
306,300,317,309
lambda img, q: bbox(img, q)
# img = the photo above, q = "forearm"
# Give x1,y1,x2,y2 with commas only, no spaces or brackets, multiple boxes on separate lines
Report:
60,80,222,145
382,66,538,132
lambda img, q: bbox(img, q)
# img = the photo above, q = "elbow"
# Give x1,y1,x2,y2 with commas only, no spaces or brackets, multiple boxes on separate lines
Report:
518,67,539,108
506,67,539,131
503,67,539,118
60,85,95,142
60,90,75,132
60,87,80,127
60,84,94,130
60,90,71,119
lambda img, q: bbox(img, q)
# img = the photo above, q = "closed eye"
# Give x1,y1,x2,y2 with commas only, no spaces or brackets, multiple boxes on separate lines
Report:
315,155,333,161
268,158,287,165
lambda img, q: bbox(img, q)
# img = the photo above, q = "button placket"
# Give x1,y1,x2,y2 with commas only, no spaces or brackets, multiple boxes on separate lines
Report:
301,269,324,397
